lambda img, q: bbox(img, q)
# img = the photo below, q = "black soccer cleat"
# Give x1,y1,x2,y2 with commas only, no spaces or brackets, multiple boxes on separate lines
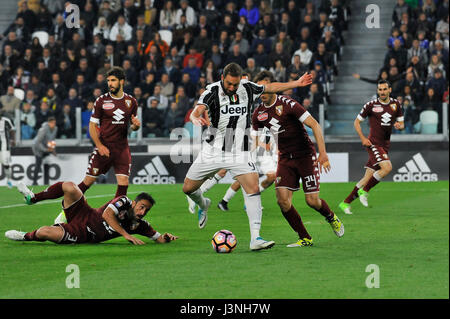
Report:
217,200,229,212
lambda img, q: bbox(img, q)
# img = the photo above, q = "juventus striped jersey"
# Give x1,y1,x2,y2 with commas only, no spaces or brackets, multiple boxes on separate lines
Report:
197,79,265,153
0,116,15,151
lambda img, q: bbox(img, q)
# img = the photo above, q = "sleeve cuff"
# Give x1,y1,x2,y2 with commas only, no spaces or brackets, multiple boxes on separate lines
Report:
90,117,100,124
357,114,365,121
299,111,311,123
396,116,404,122
107,203,118,215
151,232,161,241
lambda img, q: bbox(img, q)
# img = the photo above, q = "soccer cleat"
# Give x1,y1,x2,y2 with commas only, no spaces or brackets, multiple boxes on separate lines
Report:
339,201,353,215
358,188,369,207
250,237,275,251
7,180,13,189
328,213,345,238
286,238,314,247
198,198,211,229
217,200,229,212
186,195,197,214
54,211,67,224
5,230,26,241
17,182,35,205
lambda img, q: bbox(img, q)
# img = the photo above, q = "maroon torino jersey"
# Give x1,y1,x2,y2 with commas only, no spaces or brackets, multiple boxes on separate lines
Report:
90,92,138,145
91,196,159,243
357,97,404,151
252,95,315,156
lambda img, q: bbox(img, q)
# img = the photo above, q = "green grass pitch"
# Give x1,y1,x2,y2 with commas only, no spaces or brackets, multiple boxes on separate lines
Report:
0,181,448,299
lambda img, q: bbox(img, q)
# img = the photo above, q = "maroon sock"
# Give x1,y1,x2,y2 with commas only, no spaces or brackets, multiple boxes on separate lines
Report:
281,205,311,239
115,185,128,198
344,186,360,204
77,182,89,194
316,199,334,221
363,176,380,192
24,230,45,242
32,182,64,203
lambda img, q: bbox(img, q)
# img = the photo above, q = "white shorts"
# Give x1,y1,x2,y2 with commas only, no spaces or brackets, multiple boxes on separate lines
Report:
256,155,277,175
0,150,11,166
186,149,257,181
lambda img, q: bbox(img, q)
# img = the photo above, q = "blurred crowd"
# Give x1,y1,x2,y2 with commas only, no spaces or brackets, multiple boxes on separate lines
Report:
0,0,350,139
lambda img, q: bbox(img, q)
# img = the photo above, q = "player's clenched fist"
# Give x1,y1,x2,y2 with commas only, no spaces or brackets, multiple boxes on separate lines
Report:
97,144,110,157
131,114,141,130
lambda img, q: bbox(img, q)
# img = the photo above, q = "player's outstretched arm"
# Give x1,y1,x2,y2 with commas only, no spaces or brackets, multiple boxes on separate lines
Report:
264,72,313,93
102,208,145,245
155,232,179,243
303,115,330,173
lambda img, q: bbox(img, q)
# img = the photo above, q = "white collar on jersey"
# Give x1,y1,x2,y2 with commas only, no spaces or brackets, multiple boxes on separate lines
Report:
263,95,278,108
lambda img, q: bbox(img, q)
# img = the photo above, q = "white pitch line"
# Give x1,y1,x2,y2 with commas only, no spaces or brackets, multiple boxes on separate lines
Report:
0,191,141,210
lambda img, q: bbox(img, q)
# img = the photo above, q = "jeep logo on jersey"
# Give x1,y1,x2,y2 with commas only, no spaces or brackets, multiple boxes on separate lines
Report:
221,104,247,115
132,156,176,184
393,153,438,182
112,109,125,124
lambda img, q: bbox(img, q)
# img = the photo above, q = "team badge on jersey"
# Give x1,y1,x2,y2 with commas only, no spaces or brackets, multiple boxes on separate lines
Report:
257,112,269,121
275,104,283,116
93,168,99,175
229,94,239,105
390,104,397,111
126,100,132,108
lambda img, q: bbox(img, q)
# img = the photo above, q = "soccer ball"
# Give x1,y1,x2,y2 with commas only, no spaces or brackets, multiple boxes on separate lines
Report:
47,140,56,149
211,230,237,253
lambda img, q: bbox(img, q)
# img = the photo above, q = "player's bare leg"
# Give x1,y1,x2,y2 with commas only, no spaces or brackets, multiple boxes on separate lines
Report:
183,177,211,228
339,168,374,214
260,172,276,191
305,192,344,238
358,161,392,208
7,182,82,243
236,172,275,250
276,188,313,247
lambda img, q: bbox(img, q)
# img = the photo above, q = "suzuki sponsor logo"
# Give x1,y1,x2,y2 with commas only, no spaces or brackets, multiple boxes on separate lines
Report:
393,153,438,182
381,112,391,126
112,109,125,124
132,156,176,184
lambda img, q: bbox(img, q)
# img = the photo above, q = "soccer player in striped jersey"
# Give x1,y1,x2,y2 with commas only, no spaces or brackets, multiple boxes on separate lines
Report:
183,63,313,251
339,80,404,214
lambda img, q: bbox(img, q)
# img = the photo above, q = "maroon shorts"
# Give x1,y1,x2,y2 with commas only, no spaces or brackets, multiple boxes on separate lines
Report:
275,153,320,193
86,144,131,177
365,145,390,170
56,196,103,244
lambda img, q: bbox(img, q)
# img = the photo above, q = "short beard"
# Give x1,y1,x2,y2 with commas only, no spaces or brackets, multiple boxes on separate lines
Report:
109,86,120,95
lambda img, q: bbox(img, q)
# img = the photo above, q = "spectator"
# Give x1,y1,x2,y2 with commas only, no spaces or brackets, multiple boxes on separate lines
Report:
141,72,156,98
93,16,110,41
408,39,429,65
147,33,170,58
2,16,29,44
175,0,197,27
18,48,34,74
237,16,254,43
20,102,36,139
269,60,286,82
174,86,190,113
35,98,54,130
49,72,67,100
257,13,277,39
88,34,106,63
401,97,420,134
72,74,91,102
109,15,133,42
9,66,29,91
149,84,169,111
427,69,447,99
384,38,408,72
162,57,181,86
251,28,272,54
183,47,204,69
157,73,174,98
287,55,309,77
427,54,446,80
133,86,146,109
62,88,83,110
31,116,57,185
81,100,94,139
278,11,297,43
141,0,158,28
57,104,76,138
24,89,39,109
3,31,25,56
120,0,138,27
180,73,196,99
436,15,449,39
392,0,411,25
272,31,294,57
430,40,449,68
252,43,269,69
164,101,186,136
159,0,177,30
192,29,212,57
122,59,138,87
244,58,262,81
145,44,164,69
0,85,21,119
208,43,224,71
292,42,313,67
143,97,164,137
0,45,19,77
182,57,201,84
43,87,61,115
202,0,220,27
225,44,247,68
269,42,291,69
239,0,259,26
34,60,51,85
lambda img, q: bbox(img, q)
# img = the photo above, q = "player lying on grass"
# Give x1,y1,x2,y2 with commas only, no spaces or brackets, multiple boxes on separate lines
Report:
251,71,344,247
6,181,178,245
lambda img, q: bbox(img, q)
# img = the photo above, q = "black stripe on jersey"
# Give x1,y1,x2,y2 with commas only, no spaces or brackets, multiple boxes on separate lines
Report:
203,85,219,144
242,83,255,152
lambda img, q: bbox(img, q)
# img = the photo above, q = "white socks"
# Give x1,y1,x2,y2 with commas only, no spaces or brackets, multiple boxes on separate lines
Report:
200,173,223,193
373,171,382,181
187,189,206,209
243,192,262,241
223,187,237,202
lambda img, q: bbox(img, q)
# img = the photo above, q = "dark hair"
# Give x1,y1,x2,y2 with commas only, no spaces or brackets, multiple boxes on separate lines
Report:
47,116,56,122
223,63,243,78
253,70,275,83
106,67,126,81
377,79,391,88
135,192,156,206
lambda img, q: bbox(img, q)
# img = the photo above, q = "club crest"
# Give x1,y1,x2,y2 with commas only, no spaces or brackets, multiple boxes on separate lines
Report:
126,99,132,108
390,103,397,111
275,104,283,116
